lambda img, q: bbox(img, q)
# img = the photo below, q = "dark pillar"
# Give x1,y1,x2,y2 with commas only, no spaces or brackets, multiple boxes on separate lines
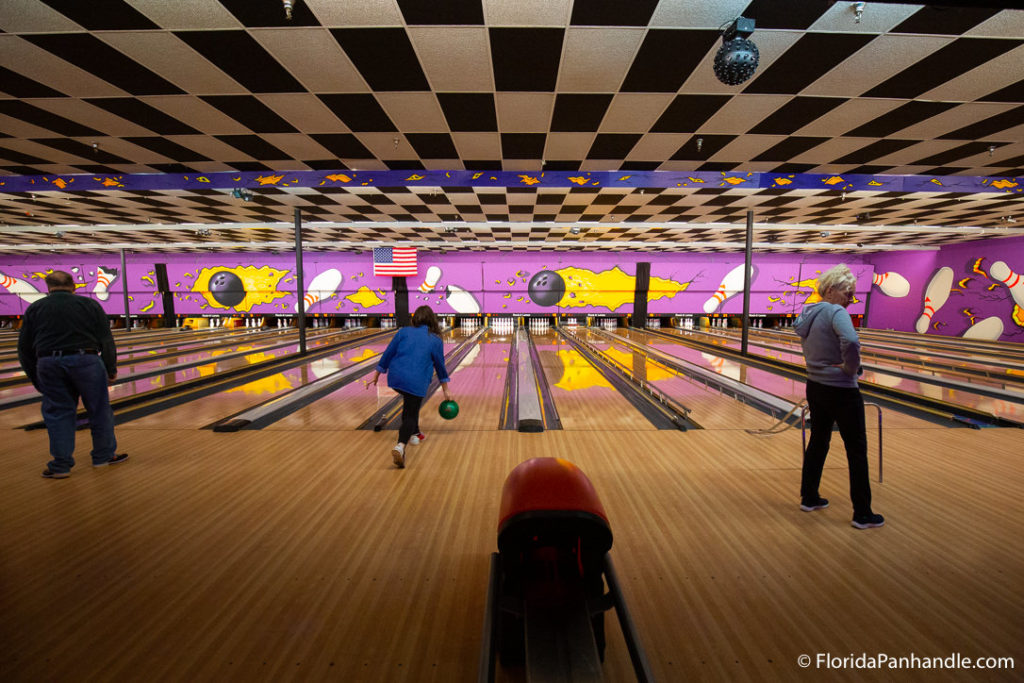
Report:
632,262,650,327
394,276,410,326
294,208,307,355
741,210,753,355
154,263,176,327
120,249,131,332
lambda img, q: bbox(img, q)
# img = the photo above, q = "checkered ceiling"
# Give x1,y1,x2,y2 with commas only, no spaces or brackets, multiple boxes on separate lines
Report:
1,0,1023,254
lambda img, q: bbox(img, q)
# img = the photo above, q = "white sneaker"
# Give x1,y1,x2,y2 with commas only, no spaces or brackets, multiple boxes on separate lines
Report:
409,432,425,445
391,442,405,468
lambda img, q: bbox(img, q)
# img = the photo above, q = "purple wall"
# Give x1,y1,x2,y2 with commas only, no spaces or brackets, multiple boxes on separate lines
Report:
865,235,1024,342
1,251,872,320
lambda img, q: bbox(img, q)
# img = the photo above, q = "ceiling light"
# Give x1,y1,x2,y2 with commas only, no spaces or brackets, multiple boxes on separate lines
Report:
852,2,865,23
713,17,759,86
282,0,294,20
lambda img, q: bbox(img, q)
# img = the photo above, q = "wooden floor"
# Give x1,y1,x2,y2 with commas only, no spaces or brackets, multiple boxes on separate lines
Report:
1,412,1022,681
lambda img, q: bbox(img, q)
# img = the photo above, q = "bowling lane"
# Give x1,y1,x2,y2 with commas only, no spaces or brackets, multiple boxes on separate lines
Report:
417,328,512,433
0,328,349,407
572,327,779,430
534,329,658,431
617,328,935,429
0,329,379,429
124,331,393,430
696,328,1024,422
264,328,469,431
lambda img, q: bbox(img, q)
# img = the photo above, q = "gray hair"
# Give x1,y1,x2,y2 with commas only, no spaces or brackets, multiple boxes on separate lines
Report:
817,264,856,297
44,270,75,291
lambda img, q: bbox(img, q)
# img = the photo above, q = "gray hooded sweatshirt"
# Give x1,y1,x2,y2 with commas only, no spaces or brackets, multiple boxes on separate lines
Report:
793,302,861,388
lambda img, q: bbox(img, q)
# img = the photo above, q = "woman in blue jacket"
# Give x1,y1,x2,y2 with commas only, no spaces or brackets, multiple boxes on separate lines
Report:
368,305,452,468
794,264,883,529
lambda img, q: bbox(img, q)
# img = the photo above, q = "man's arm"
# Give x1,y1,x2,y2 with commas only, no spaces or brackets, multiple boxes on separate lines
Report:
17,311,38,388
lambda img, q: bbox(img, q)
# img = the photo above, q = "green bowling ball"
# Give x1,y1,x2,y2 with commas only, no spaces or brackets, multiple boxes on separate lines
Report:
439,399,459,420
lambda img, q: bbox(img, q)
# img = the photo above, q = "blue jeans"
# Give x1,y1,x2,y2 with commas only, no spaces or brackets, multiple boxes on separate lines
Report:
37,353,117,472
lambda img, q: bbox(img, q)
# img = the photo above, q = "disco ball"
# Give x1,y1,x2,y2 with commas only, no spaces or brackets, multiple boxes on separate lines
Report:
713,37,759,86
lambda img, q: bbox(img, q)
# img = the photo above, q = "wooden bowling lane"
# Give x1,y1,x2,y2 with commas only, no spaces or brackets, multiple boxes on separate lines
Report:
624,329,937,430
576,327,780,431
122,335,394,430
747,327,1024,388
0,329,380,430
533,330,659,431
263,329,470,432
705,328,1024,423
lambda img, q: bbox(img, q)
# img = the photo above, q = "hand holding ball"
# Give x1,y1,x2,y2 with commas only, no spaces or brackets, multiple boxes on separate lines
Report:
439,399,459,420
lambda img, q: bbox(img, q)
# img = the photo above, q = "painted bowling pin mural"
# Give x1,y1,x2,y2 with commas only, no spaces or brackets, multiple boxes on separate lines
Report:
916,267,954,334
419,266,442,293
962,316,1004,341
445,284,481,314
704,264,753,314
93,266,118,301
296,268,342,312
872,271,910,298
0,271,46,304
989,261,1024,309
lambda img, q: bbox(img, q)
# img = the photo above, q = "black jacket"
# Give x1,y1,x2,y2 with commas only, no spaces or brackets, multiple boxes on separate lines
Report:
17,291,117,385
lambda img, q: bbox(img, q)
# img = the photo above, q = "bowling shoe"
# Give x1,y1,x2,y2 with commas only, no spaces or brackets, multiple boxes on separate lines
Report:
800,497,829,512
42,468,71,479
94,453,129,468
409,432,426,445
391,443,406,468
851,513,885,529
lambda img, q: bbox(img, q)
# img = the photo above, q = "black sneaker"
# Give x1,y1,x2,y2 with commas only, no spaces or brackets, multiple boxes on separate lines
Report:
42,468,70,479
851,513,885,529
94,453,129,468
800,497,829,512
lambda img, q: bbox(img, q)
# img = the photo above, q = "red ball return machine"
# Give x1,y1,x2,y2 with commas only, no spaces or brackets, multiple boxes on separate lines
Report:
478,457,653,682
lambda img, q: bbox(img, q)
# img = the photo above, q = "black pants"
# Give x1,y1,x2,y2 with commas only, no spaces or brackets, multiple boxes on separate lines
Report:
801,380,872,516
396,390,423,445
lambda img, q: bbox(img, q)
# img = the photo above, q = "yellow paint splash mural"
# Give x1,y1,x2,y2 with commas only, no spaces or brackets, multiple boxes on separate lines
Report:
346,286,385,309
191,265,290,312
538,266,688,311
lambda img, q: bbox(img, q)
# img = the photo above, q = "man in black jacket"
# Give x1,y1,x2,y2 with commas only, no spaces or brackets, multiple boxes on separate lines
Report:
17,270,127,479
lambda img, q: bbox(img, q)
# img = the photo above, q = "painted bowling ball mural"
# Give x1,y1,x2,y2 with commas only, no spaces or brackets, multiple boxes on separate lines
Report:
209,271,246,307
191,265,291,312
528,271,566,306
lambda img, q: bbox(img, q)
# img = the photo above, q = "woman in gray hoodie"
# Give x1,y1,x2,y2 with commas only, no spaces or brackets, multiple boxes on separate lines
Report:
794,264,884,529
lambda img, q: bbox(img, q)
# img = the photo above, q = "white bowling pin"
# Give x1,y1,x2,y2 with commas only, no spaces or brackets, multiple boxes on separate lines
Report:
915,267,954,334
296,268,342,313
93,266,118,301
444,284,481,314
962,316,1004,341
418,265,442,293
703,264,752,314
0,271,46,304
989,261,1024,309
872,271,910,298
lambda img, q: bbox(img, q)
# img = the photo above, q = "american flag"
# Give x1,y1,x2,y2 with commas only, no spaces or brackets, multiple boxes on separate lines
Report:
372,246,417,277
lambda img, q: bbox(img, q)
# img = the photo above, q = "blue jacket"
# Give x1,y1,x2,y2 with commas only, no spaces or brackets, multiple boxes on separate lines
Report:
376,325,450,397
794,302,862,388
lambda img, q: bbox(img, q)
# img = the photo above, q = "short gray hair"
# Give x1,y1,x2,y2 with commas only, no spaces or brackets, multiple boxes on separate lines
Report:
817,264,856,297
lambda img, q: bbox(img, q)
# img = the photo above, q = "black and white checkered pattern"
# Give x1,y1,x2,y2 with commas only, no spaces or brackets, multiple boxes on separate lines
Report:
1,0,1023,251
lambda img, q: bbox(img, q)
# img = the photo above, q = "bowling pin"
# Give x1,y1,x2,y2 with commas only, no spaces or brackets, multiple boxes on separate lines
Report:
872,271,910,298
296,268,342,313
444,284,481,314
93,266,118,301
989,261,1024,309
0,271,46,304
915,267,954,334
703,264,753,314
962,316,1004,341
418,265,442,293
